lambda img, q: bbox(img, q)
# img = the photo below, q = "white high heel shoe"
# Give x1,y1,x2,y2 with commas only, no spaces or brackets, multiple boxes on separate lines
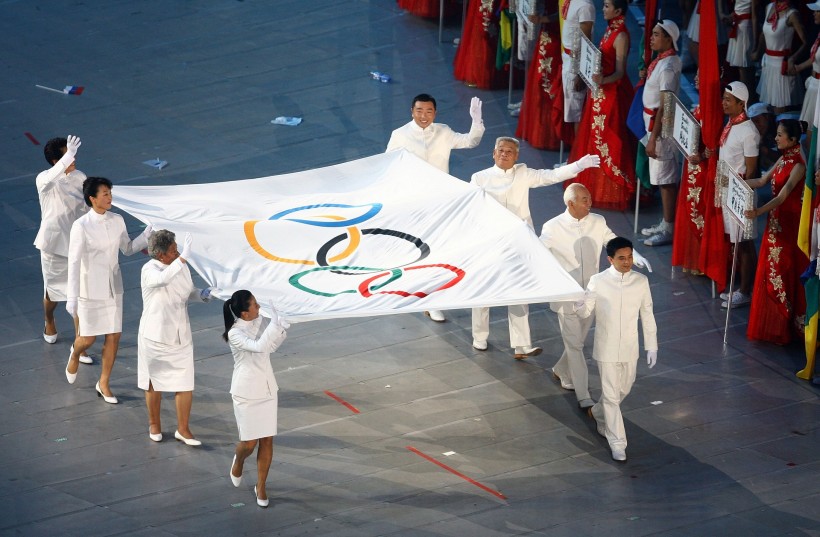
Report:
65,351,77,384
95,381,118,404
174,430,201,446
230,455,242,487
254,485,269,508
149,429,162,442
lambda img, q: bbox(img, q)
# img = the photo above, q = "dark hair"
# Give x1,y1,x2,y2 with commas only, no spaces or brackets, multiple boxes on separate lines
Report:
610,0,628,15
778,119,806,142
222,289,253,342
82,177,113,207
606,236,634,258
44,137,67,165
412,93,437,110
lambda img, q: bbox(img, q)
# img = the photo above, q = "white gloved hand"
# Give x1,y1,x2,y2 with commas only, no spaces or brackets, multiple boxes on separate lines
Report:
179,232,193,259
632,249,653,272
142,222,155,238
57,135,82,169
200,287,214,302
268,300,291,330
66,298,78,318
469,96,482,123
574,154,600,172
573,298,586,310
647,350,658,368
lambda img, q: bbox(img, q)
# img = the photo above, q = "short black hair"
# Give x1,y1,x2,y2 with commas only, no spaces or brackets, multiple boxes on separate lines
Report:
412,93,437,110
606,236,633,258
44,137,67,165
611,0,628,14
82,176,113,207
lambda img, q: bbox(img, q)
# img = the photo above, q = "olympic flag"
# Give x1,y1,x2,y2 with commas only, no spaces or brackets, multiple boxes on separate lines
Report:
113,150,583,322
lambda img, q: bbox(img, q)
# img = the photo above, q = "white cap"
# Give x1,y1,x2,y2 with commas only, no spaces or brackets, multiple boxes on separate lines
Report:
656,19,680,51
747,102,770,118
725,81,749,109
808,1,820,10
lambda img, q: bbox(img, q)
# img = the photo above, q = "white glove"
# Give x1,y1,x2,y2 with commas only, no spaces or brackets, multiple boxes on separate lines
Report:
574,154,600,172
573,298,586,310
142,222,155,238
268,300,290,330
632,249,653,272
469,96,482,123
179,232,193,259
647,350,658,368
57,135,81,169
66,298,78,318
200,287,214,302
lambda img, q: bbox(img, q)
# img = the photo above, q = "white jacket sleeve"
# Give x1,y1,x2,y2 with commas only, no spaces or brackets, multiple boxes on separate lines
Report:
229,319,287,354
141,259,184,289
66,222,84,300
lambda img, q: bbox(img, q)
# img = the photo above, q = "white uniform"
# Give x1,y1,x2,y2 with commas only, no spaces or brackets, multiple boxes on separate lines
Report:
67,210,149,336
470,162,581,347
34,163,87,301
229,316,288,441
800,44,820,124
758,3,800,108
386,120,484,174
726,0,754,67
577,266,658,452
643,53,682,185
138,258,204,392
540,210,617,402
719,119,760,241
561,0,595,123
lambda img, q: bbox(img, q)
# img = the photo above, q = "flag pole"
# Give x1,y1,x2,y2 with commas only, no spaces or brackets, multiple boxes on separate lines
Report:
723,239,740,347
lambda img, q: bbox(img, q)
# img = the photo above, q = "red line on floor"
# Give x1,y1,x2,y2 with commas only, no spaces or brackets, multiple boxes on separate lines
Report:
406,445,507,500
324,390,360,414
24,132,40,145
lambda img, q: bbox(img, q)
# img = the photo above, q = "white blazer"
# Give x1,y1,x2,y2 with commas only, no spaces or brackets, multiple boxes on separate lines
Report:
385,120,484,173
67,210,149,301
139,258,203,345
33,165,88,257
228,317,287,399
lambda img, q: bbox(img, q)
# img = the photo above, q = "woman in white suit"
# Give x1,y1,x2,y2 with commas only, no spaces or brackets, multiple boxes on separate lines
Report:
65,177,153,403
223,290,289,508
139,230,213,445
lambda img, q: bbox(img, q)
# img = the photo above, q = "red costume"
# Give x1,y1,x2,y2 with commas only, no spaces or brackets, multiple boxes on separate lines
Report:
671,106,708,272
454,0,512,89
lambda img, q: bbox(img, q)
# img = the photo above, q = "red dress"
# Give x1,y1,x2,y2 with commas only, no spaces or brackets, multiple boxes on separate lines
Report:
515,21,564,150
566,15,636,211
747,145,809,344
453,0,510,89
398,0,457,18
671,106,708,272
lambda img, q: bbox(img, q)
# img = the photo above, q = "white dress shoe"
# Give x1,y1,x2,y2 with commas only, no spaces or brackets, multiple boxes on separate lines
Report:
70,345,94,364
95,382,118,404
65,353,77,385
425,310,446,322
174,430,202,446
472,339,488,351
254,485,269,508
230,455,242,487
611,448,627,462
149,429,162,442
551,369,574,390
514,346,542,360
43,330,58,344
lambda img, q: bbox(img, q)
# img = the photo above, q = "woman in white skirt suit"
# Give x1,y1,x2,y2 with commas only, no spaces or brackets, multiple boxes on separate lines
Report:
223,290,289,508
753,1,807,114
65,177,153,403
139,230,213,445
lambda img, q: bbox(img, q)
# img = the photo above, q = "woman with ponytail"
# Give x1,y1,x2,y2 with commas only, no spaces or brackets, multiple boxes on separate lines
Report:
222,290,289,508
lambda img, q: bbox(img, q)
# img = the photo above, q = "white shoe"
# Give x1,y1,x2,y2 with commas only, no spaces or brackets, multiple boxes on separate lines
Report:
514,346,542,360
95,381,118,404
719,291,733,301
641,218,665,236
65,351,77,385
551,369,574,390
254,485,269,508
611,448,627,462
149,429,162,442
425,310,446,322
70,345,94,364
472,339,488,351
230,455,242,487
43,330,57,344
643,229,673,247
721,291,751,309
174,430,201,446
507,101,522,110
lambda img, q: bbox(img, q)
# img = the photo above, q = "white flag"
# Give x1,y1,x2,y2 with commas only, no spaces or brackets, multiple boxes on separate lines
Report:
113,150,582,321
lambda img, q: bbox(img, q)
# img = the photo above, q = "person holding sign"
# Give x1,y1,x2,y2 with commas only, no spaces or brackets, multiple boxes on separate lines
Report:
560,0,595,134
641,20,683,247
568,0,635,211
744,119,809,344
704,82,760,309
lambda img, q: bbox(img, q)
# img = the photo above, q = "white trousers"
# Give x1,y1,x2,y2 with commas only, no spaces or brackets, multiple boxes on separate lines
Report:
562,54,586,123
471,304,531,348
554,310,595,401
591,360,637,452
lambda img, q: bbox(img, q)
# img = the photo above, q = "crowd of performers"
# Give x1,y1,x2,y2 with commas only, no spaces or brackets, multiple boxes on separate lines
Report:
398,0,820,359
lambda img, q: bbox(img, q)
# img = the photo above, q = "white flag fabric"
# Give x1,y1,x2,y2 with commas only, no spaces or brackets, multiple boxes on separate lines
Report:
113,150,583,322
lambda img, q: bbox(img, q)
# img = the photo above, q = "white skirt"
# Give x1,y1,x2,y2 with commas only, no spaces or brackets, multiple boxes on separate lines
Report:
78,294,123,336
801,77,819,124
137,335,194,392
726,21,752,67
233,393,278,441
687,11,700,42
758,55,801,108
562,55,586,123
41,251,68,302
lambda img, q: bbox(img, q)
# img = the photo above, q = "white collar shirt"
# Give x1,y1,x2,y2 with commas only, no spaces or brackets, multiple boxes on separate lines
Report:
386,120,484,174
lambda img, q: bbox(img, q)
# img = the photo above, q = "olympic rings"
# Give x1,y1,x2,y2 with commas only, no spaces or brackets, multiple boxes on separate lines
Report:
290,264,465,298
358,264,465,298
316,228,430,274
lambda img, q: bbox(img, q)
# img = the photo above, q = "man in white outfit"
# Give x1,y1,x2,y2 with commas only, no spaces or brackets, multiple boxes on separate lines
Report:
387,92,485,322
540,184,652,408
642,20,683,247
576,237,658,462
33,135,93,364
561,0,595,132
471,138,600,360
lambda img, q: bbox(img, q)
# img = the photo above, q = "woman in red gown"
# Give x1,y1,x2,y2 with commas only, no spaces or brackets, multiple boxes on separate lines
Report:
515,9,563,150
453,0,510,89
566,0,636,211
745,119,809,344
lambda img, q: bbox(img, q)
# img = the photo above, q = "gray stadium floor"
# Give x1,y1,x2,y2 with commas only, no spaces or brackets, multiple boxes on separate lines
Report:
1,1,818,535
